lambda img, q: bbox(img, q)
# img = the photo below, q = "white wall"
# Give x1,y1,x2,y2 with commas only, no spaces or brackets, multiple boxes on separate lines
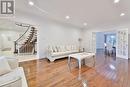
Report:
13,12,83,58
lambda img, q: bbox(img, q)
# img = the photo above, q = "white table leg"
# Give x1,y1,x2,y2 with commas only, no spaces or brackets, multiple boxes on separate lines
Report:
83,59,85,65
93,55,96,67
78,69,81,80
68,56,71,69
79,59,81,69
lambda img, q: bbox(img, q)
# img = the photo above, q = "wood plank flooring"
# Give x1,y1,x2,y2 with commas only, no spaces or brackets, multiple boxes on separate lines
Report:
20,52,130,87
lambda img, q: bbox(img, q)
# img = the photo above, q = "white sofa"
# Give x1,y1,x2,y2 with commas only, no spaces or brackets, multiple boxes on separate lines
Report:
47,45,81,62
0,57,28,87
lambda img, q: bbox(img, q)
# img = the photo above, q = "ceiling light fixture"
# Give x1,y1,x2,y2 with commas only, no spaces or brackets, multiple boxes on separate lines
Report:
29,1,34,6
83,22,87,26
120,13,125,16
65,16,70,19
114,0,120,3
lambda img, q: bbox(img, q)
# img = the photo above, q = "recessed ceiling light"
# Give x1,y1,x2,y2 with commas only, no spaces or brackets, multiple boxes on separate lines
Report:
83,22,87,26
120,13,125,16
29,1,34,6
114,0,120,3
65,16,70,19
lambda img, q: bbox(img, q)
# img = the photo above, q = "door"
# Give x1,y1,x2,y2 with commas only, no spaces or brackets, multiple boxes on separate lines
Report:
92,32,96,53
116,29,128,59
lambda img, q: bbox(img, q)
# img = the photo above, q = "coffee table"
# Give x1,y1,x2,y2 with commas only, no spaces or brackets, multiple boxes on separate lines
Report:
68,52,95,69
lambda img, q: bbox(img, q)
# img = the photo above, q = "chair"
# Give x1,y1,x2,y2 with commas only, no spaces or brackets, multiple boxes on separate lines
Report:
106,43,113,56
0,57,28,87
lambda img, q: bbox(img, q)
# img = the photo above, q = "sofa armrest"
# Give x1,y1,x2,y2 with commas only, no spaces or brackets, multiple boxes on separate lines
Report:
7,57,19,69
0,76,22,87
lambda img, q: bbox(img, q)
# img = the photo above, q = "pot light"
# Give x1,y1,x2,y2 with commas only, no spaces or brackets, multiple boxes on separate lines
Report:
114,0,120,3
29,1,34,6
120,13,125,16
83,22,87,26
65,16,70,19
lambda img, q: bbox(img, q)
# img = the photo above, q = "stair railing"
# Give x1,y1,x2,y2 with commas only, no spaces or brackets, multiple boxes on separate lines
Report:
14,22,31,54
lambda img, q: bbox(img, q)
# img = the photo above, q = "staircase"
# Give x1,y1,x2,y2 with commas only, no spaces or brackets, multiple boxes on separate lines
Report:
14,23,37,54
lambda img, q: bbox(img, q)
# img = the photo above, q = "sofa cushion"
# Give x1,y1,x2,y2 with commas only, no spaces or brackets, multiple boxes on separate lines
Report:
65,51,73,54
71,50,79,53
0,57,11,76
62,46,67,52
51,52,67,57
52,47,58,52
67,46,71,51
57,46,64,52
56,46,60,52
48,46,53,53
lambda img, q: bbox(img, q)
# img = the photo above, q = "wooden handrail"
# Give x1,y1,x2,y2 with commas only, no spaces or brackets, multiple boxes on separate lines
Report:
15,25,31,42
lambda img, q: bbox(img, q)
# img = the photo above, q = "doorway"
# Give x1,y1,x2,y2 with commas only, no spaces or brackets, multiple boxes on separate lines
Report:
96,32,116,56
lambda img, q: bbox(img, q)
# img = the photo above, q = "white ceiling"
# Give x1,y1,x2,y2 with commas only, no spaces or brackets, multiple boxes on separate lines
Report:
15,0,130,28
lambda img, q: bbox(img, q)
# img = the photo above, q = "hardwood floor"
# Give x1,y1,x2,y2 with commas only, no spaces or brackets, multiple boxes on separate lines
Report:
20,52,130,87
